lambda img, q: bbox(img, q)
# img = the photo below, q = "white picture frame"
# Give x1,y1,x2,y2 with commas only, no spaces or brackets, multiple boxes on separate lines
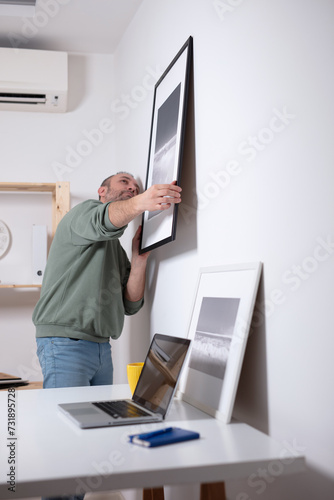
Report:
178,262,262,424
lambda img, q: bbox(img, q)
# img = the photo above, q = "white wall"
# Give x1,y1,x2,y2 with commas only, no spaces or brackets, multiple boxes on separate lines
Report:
0,52,116,379
113,0,334,499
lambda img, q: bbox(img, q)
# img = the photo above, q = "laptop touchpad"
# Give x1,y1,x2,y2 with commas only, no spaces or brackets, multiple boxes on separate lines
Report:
70,407,101,416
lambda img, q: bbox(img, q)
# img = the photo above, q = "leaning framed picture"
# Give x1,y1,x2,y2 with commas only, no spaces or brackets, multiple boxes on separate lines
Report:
178,262,262,424
139,36,193,254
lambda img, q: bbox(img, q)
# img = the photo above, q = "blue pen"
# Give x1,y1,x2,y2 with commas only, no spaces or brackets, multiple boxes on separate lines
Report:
136,427,174,440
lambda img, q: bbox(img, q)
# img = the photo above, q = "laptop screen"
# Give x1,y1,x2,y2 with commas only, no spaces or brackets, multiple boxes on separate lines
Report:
132,334,190,417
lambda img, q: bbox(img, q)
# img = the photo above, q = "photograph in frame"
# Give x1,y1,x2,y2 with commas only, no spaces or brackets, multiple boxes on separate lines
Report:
178,262,262,424
139,36,193,254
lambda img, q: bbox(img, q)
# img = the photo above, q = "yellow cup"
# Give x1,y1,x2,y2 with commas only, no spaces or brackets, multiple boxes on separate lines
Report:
127,362,144,395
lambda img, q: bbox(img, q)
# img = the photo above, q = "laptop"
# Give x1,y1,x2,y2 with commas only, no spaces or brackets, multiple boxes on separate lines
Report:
58,334,190,428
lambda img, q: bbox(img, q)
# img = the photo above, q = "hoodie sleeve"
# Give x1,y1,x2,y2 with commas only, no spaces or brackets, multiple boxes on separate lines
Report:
70,200,127,245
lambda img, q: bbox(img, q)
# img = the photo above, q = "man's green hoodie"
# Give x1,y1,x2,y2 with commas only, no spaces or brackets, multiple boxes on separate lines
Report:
33,199,143,343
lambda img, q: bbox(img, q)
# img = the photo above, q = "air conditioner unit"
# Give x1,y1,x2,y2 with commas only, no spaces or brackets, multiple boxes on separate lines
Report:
0,47,68,113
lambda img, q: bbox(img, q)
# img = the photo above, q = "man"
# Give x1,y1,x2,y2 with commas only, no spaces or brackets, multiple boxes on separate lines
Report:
33,172,182,389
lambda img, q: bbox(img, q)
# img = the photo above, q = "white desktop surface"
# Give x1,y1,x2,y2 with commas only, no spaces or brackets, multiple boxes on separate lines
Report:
0,384,305,499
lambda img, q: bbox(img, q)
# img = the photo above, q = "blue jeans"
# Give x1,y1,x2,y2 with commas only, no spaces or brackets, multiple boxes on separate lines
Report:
36,337,113,388
36,337,113,500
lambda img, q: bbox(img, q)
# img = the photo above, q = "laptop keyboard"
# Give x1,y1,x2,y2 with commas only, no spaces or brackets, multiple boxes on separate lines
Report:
93,400,150,419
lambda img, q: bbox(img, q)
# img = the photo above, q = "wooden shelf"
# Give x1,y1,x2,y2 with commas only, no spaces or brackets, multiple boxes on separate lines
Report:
0,181,70,289
0,182,61,192
0,181,70,236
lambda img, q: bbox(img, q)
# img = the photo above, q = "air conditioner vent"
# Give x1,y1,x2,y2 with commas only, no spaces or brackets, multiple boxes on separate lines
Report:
0,92,46,104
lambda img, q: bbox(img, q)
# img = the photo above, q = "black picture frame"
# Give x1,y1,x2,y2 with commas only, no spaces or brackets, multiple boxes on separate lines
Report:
139,36,193,254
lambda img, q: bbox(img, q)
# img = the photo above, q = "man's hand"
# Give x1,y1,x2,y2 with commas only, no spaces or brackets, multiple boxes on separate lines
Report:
108,181,182,228
135,181,182,213
124,225,150,303
131,225,150,265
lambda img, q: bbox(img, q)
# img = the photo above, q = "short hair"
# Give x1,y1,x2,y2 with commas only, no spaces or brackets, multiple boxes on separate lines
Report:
100,172,134,188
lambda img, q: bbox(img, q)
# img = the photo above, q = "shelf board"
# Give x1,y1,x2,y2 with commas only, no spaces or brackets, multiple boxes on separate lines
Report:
0,284,42,288
0,182,58,193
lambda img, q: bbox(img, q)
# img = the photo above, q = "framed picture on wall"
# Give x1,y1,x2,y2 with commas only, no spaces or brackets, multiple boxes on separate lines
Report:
139,36,193,254
178,262,262,424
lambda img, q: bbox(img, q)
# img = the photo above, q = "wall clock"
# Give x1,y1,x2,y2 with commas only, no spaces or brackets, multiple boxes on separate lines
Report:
0,220,10,258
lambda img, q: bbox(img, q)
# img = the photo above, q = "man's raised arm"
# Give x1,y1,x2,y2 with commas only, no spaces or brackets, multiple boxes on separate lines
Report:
108,182,182,228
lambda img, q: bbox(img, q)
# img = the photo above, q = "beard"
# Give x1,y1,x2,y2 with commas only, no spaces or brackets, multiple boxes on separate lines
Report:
104,188,134,202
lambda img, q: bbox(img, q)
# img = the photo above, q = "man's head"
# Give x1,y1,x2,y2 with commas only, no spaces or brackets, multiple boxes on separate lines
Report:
98,172,140,203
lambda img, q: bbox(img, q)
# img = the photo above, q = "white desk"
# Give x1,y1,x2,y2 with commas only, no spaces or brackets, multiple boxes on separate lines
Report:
0,384,305,499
